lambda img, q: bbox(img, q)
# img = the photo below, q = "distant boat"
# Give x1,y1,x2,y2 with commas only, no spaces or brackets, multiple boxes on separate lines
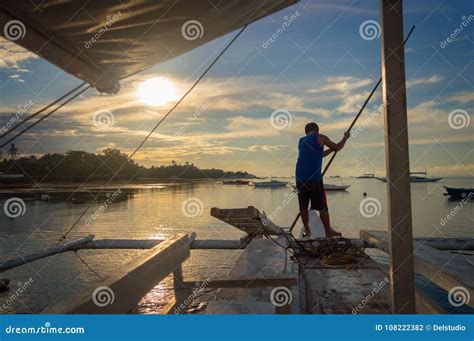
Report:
324,184,350,191
444,186,474,200
0,173,33,187
253,179,288,188
223,180,249,185
328,175,341,178
290,184,350,192
376,171,443,183
356,173,375,179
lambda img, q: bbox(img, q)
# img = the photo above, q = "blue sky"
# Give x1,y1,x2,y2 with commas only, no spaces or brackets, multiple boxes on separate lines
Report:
0,0,472,177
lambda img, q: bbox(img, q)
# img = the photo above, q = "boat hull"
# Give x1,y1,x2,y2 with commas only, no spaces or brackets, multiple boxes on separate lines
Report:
444,186,474,200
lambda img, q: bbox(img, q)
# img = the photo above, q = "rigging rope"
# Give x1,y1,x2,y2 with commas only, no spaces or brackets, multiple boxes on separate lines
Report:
57,24,248,245
0,82,87,140
0,85,91,148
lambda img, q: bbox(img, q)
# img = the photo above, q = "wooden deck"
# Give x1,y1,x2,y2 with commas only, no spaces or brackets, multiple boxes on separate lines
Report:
202,235,391,314
204,236,298,314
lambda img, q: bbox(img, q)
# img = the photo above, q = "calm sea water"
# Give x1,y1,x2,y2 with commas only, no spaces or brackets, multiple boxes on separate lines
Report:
0,177,472,313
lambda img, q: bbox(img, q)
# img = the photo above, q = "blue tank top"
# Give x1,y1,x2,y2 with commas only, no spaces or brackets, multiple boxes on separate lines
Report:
295,132,323,182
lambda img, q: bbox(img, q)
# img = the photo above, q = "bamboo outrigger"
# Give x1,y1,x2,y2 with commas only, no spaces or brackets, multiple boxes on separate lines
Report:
1,0,472,315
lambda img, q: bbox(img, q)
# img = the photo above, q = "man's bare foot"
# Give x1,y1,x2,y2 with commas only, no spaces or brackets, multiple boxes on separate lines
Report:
303,228,311,238
326,229,342,238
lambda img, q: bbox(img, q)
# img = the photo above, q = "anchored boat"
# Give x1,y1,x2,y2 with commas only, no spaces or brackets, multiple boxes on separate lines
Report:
376,171,443,183
444,186,474,200
252,179,288,188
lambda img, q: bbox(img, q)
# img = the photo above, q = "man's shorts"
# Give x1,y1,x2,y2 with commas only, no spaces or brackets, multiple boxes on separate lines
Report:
296,180,328,212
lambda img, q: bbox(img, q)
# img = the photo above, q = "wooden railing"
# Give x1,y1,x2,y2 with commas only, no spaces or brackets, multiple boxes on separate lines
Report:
43,233,193,314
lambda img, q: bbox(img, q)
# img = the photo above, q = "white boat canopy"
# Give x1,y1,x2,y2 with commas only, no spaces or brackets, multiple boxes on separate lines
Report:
0,0,296,94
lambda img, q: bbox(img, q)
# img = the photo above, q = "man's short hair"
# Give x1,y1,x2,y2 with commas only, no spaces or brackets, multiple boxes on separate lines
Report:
305,122,319,134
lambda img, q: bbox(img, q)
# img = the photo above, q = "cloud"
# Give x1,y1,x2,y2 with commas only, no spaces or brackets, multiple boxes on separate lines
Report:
307,76,372,94
0,38,36,70
406,75,443,87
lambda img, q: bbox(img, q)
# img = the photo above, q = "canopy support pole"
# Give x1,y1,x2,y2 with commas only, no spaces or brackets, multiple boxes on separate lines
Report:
380,0,416,313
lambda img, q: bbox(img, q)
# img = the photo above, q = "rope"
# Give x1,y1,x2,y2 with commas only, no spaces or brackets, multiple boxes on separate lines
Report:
74,251,102,278
0,82,87,139
0,86,91,148
57,24,248,245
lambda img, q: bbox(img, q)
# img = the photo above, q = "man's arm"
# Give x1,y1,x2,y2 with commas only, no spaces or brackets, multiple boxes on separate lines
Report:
323,148,334,157
320,132,350,152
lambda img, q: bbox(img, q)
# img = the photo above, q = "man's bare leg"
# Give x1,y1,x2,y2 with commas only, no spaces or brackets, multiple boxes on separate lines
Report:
300,209,311,237
319,210,341,237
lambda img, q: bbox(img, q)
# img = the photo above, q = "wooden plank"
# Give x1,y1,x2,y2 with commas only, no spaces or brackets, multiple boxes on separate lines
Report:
209,236,299,313
380,0,416,313
361,230,474,308
211,206,284,235
415,238,474,251
182,276,297,289
43,233,192,314
300,254,391,314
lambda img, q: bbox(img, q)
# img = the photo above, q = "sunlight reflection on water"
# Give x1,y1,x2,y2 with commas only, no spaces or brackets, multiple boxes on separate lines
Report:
0,177,472,313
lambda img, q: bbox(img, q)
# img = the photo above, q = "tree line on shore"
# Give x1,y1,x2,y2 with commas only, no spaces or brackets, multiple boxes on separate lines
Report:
0,149,255,181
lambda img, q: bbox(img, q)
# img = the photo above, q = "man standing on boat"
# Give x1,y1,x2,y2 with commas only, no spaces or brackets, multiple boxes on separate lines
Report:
296,122,349,238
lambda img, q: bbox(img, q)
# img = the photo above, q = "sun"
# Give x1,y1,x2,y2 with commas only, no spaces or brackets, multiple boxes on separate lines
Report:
137,77,178,106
